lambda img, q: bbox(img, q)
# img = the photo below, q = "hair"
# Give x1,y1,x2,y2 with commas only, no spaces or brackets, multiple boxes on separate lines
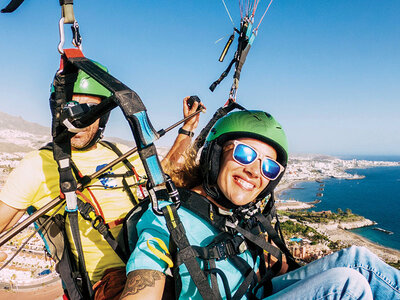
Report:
163,145,204,189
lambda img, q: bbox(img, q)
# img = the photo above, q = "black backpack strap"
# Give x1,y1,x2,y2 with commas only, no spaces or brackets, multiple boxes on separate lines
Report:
162,204,222,300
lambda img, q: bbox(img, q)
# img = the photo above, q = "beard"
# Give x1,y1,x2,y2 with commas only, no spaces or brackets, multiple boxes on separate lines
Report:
71,122,99,150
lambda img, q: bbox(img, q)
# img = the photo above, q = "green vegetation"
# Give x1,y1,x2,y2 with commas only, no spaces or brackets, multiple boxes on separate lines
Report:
280,220,329,245
278,209,364,224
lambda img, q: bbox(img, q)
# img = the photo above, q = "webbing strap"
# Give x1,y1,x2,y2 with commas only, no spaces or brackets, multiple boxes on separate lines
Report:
99,141,140,204
209,58,236,92
51,61,93,299
208,260,219,297
193,101,244,151
76,198,128,263
255,212,299,270
62,49,165,188
230,255,257,300
162,205,222,300
227,222,283,261
178,189,227,231
68,211,94,298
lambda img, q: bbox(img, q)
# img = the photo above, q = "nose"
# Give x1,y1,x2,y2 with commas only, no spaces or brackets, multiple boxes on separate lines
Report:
243,159,262,178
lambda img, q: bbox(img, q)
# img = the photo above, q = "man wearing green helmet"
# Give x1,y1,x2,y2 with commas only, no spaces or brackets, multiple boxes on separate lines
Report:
0,62,203,298
121,110,400,300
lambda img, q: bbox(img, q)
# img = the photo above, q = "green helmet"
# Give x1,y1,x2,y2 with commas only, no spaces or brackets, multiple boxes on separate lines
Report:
72,61,112,98
50,61,112,98
200,110,288,206
50,60,112,150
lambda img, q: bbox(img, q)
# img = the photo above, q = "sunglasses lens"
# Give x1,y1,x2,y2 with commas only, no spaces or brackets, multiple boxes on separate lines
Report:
262,159,281,180
233,144,257,165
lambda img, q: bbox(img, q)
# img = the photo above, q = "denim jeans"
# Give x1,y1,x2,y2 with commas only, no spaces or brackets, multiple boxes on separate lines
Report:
266,246,400,299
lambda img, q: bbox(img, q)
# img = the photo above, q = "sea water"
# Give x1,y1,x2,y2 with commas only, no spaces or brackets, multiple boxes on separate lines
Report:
279,156,400,251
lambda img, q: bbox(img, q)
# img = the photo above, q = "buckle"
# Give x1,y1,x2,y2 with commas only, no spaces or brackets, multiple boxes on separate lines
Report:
215,242,227,260
215,240,236,261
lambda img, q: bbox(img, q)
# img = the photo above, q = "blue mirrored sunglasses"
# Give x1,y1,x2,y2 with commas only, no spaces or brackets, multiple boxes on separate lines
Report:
231,141,284,180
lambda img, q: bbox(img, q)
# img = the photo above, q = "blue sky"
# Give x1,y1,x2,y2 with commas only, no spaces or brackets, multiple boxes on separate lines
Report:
0,1,399,156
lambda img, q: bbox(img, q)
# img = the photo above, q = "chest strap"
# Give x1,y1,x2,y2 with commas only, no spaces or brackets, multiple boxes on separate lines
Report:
162,204,222,300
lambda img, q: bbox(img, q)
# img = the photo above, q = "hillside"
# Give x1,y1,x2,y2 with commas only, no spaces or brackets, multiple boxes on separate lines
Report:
0,110,171,185
0,111,50,153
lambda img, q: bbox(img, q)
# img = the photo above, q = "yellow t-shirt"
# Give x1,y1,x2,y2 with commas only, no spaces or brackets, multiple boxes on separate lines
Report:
0,142,145,282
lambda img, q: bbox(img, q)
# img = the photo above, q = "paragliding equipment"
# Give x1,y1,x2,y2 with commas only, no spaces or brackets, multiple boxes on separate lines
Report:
200,1,276,153
57,0,82,54
0,98,204,247
210,0,275,102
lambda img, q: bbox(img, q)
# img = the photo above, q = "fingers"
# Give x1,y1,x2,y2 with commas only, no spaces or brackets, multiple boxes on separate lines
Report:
182,96,205,131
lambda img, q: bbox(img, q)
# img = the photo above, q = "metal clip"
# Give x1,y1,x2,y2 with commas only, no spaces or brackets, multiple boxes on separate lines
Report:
147,181,163,216
58,17,83,54
147,175,181,216
165,174,181,209
71,20,82,48
58,17,66,54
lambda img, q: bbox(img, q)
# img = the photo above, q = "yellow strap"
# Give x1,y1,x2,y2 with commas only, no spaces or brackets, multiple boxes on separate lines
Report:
147,238,174,268
166,205,177,228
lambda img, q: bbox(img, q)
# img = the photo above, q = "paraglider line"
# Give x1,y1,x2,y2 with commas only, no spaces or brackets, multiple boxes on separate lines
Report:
221,0,235,26
255,0,274,31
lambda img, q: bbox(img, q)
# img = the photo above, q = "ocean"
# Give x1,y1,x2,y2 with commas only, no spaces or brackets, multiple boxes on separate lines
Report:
279,155,400,251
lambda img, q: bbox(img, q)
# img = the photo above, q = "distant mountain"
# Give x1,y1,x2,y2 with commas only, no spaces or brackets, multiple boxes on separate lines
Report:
0,111,171,155
0,111,50,153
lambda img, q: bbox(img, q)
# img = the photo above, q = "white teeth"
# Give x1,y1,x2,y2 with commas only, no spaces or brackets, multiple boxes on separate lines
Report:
236,177,255,190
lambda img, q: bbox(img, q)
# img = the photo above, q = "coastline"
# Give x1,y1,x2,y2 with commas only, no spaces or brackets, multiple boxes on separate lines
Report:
275,178,400,263
326,227,400,263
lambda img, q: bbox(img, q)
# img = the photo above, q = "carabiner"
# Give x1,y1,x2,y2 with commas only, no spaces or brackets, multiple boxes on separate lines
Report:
147,181,163,216
147,176,181,216
71,20,82,48
58,17,83,54
58,17,66,54
165,174,181,209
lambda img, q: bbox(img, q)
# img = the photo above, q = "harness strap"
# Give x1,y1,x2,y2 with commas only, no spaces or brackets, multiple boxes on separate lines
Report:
99,140,144,201
255,212,299,271
178,189,228,231
68,210,93,299
193,101,244,151
62,49,165,189
229,255,258,300
209,57,236,92
227,221,283,260
162,204,222,300
207,259,220,298
177,189,298,296
76,198,128,263
51,64,94,299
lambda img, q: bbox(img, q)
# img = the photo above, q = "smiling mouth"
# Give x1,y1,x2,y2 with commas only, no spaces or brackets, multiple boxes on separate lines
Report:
233,176,255,190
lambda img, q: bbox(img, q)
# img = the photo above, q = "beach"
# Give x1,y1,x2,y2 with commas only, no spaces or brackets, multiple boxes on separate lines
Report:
326,227,400,262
